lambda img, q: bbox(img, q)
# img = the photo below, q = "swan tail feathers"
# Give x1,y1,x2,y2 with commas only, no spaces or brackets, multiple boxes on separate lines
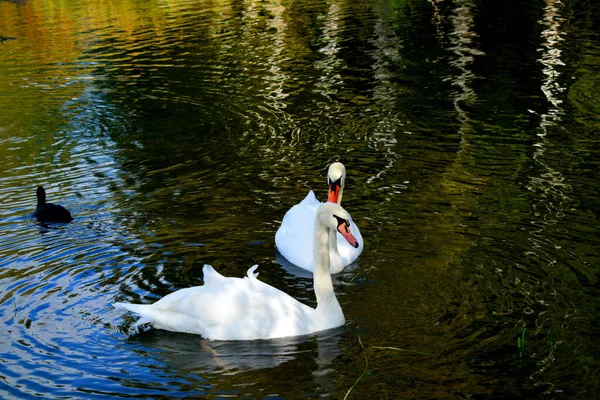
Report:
202,264,227,284
247,264,259,279
133,317,152,328
114,302,156,321
114,302,150,313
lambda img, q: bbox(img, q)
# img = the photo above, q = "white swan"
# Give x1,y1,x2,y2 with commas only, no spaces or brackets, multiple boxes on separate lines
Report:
275,162,363,273
114,203,359,340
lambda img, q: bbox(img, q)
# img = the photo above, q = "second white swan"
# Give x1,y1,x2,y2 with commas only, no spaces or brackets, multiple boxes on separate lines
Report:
275,162,363,273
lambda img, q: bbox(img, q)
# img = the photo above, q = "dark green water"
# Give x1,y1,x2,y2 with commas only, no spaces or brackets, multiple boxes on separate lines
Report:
1,0,599,398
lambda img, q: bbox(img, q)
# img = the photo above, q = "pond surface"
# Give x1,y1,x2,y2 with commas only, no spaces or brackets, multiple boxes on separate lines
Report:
1,0,599,398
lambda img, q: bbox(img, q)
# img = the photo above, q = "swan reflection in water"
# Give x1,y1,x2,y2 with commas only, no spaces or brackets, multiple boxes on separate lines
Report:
125,326,343,391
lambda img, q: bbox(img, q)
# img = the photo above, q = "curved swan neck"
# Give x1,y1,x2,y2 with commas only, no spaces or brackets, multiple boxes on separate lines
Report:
313,216,336,305
328,230,343,274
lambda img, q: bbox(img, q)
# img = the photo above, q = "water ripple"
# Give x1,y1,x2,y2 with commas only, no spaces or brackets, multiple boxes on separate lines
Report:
1,0,599,398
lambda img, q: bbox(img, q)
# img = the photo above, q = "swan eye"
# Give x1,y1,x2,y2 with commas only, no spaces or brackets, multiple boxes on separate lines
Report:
333,215,349,231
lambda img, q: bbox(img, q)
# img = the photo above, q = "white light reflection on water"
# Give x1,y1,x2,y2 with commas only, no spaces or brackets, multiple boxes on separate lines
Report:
446,0,485,129
526,1,573,394
526,0,571,266
366,1,404,195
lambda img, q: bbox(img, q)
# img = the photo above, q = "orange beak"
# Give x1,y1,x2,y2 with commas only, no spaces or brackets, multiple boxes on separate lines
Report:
337,222,359,248
327,183,341,203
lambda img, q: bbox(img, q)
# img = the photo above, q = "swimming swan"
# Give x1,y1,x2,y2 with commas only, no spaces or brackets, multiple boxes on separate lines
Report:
114,203,359,340
275,162,363,273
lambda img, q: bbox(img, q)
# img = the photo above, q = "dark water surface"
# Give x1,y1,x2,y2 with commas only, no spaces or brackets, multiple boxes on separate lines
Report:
1,0,599,398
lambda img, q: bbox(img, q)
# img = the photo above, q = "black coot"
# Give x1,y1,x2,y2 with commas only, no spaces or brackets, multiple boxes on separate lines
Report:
34,186,73,223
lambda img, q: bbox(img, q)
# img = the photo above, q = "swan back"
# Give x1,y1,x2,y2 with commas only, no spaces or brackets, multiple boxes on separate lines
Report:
115,265,321,340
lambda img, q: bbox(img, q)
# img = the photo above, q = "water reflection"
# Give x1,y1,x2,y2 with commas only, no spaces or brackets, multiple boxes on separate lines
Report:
524,1,572,393
367,1,404,194
314,1,343,104
447,0,484,127
529,0,568,190
129,328,341,378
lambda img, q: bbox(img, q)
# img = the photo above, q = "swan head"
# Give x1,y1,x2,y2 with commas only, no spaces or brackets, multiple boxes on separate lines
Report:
326,162,346,204
318,202,359,248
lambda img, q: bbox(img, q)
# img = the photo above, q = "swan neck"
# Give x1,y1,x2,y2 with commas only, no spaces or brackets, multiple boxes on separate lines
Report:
313,218,336,305
337,173,345,204
328,229,343,274
328,230,339,258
